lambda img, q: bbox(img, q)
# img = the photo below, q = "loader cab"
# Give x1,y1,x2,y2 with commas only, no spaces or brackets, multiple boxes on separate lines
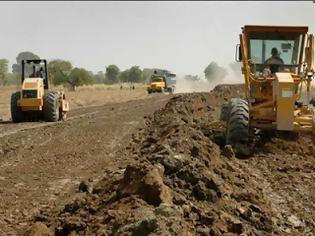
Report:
150,75,167,88
151,76,165,83
22,59,49,90
240,26,309,77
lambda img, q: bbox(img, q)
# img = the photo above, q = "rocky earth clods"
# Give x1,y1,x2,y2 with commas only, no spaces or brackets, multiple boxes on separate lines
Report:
26,85,315,236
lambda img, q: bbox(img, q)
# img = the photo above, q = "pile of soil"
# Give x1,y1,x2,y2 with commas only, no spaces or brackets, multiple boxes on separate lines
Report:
26,85,315,236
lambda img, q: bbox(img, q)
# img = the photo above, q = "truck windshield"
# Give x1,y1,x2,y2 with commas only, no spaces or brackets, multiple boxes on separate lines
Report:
152,77,163,82
248,33,303,70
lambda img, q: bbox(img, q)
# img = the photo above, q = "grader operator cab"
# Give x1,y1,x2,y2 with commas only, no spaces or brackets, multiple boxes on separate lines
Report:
11,59,69,122
221,25,315,155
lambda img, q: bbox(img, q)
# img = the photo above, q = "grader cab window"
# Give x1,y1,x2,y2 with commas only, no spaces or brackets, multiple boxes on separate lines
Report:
248,32,303,73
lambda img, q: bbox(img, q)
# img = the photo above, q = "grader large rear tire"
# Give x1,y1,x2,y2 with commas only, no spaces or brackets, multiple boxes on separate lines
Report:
10,92,24,123
225,98,250,155
43,91,60,122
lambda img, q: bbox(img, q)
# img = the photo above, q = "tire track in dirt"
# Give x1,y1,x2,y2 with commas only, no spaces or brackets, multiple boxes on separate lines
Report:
0,94,171,235
0,109,103,138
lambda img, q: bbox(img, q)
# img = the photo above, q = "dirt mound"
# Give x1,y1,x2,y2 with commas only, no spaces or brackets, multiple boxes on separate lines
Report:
210,83,244,100
28,86,315,235
117,164,173,206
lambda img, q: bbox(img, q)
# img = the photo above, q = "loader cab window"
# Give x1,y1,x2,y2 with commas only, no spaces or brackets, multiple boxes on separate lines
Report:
248,33,303,74
151,77,164,82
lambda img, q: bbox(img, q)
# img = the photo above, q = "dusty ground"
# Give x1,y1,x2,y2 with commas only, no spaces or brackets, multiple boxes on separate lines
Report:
1,83,314,236
0,89,170,235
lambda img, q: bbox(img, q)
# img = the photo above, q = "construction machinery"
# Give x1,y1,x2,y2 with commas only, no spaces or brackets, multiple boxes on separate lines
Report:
11,59,69,122
220,25,315,155
147,71,176,94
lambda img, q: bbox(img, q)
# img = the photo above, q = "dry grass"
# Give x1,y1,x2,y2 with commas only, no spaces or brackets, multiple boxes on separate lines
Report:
0,83,147,121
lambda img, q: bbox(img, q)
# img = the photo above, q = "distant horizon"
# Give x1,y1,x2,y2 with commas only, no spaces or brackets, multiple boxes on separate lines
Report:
0,1,314,76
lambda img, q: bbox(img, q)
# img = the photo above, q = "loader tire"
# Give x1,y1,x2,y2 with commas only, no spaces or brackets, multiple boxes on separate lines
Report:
220,98,245,122
220,102,229,122
225,98,249,155
43,91,60,122
11,92,24,123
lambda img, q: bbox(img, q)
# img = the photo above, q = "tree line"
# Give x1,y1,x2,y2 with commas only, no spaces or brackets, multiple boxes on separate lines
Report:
0,51,156,90
0,51,242,89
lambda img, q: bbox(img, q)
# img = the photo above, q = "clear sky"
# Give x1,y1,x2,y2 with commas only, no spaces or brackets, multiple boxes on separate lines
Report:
0,1,314,76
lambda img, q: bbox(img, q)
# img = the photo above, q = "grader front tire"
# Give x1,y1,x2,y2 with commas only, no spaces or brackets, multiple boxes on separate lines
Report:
225,98,250,156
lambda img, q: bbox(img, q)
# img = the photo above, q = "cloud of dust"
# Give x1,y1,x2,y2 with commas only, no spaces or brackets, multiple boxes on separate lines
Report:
174,76,215,93
222,67,244,84
174,67,244,94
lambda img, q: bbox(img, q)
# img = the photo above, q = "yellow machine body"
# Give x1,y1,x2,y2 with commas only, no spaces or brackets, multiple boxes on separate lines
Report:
147,76,166,93
19,77,45,111
238,25,315,134
273,73,295,130
18,77,69,113
11,59,70,122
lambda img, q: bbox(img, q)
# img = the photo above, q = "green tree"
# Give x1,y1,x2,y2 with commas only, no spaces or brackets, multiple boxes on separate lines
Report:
118,69,130,83
12,51,40,75
48,59,72,86
105,64,120,84
6,73,19,85
204,62,227,82
142,68,152,83
0,59,9,85
94,71,105,84
68,67,94,90
128,66,142,83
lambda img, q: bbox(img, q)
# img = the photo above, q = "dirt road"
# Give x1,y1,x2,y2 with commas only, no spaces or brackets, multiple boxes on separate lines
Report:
0,94,171,235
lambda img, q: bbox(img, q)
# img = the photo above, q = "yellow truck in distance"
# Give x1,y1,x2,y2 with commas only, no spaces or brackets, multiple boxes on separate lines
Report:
147,71,176,94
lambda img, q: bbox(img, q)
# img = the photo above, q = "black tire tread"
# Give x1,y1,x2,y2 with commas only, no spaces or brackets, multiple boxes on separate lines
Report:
11,92,24,123
43,91,59,122
220,102,229,122
226,98,249,145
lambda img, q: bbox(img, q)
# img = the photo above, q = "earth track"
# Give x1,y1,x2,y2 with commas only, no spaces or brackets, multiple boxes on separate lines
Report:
0,94,171,235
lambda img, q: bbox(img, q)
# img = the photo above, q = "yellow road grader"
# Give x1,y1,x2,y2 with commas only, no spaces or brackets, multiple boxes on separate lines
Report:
221,25,314,155
11,59,69,122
